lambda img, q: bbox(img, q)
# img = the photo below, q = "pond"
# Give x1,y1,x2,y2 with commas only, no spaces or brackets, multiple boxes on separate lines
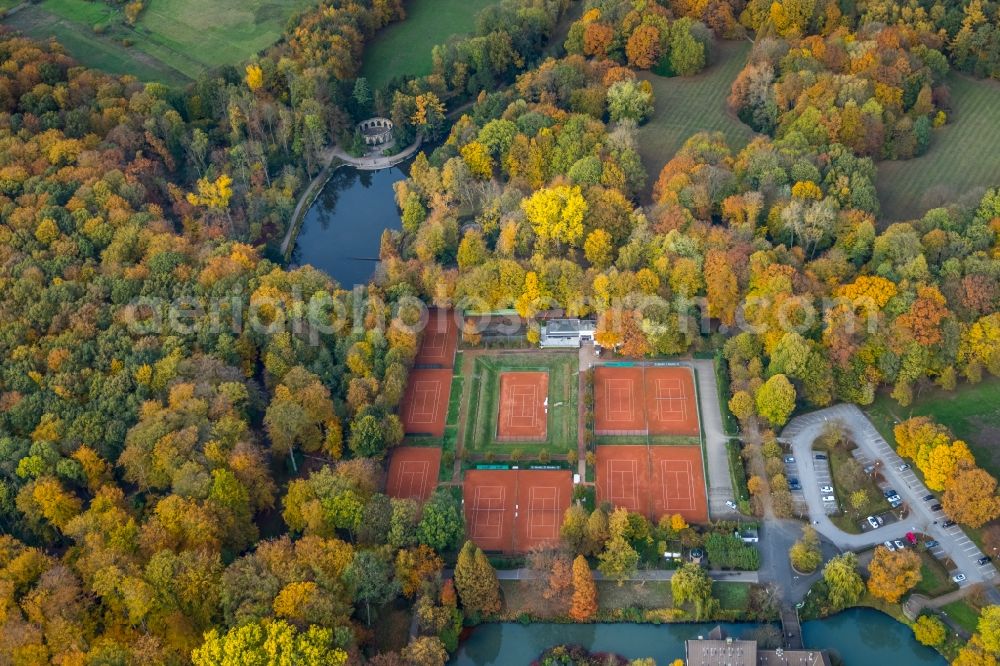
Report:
449,608,946,665
289,164,407,288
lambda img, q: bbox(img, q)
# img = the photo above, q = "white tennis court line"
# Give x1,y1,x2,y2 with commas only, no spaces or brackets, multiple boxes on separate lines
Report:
527,486,559,540
408,379,441,424
659,459,695,511
651,378,688,423
472,485,506,539
604,378,636,422
396,460,429,499
422,330,446,354
607,458,638,507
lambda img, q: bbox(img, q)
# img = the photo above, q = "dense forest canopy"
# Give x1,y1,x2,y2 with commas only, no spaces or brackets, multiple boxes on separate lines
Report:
1,0,999,662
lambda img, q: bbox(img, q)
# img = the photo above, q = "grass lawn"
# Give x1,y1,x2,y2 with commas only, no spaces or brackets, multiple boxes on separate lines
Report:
360,0,495,90
463,350,578,460
865,377,1000,479
596,580,672,611
940,599,980,634
3,0,314,83
636,39,755,201
877,73,1000,222
712,581,751,611
912,550,959,598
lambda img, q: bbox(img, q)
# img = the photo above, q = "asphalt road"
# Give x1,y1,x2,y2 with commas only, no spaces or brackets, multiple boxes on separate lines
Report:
779,404,999,597
691,359,739,520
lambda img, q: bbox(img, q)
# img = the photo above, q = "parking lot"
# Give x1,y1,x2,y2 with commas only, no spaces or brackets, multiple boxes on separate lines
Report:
784,453,838,516
780,404,999,595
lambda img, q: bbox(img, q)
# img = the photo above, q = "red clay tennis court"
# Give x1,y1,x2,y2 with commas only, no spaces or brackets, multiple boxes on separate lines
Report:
645,367,699,436
595,445,650,515
650,446,708,523
385,447,441,502
464,470,518,552
414,308,458,368
496,371,548,441
594,365,699,436
596,445,708,523
594,366,646,434
400,368,452,437
464,469,572,552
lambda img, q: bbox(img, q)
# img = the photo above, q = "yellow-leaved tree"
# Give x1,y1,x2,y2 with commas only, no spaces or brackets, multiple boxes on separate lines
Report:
520,185,587,250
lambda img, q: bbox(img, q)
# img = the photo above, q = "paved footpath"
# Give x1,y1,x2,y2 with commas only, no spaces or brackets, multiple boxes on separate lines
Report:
479,568,759,583
779,404,999,601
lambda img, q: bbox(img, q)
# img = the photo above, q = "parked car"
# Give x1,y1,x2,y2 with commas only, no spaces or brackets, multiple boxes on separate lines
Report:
925,540,939,548
784,455,795,463
953,573,967,583
822,495,836,503
883,489,897,498
864,465,875,475
789,480,802,490
923,494,935,501
725,500,738,510
883,541,896,552
898,463,911,471
867,516,880,529
894,539,905,550
890,499,903,508
888,494,901,503
931,503,943,511
815,453,828,460
979,556,993,566
820,485,834,493
906,532,917,545
943,519,956,527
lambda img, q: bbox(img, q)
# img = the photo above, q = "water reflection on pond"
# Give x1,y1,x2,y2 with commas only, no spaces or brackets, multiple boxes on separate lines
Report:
290,164,407,288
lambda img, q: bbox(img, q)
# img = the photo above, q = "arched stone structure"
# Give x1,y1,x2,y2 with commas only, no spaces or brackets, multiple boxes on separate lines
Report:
357,117,394,147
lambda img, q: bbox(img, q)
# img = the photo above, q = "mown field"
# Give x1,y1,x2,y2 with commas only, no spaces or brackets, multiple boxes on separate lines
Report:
3,0,314,83
877,73,1000,222
464,351,578,459
865,377,1000,479
636,39,755,201
360,0,495,90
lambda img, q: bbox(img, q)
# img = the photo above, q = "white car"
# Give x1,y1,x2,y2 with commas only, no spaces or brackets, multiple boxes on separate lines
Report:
725,500,738,510
820,485,833,493
898,463,911,471
883,540,896,552
867,516,880,529
822,495,836,502
953,573,967,583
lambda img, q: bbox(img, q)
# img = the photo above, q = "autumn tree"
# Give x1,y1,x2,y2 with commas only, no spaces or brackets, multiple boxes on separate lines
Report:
867,545,921,603
755,374,796,426
416,490,464,551
822,553,863,610
521,185,587,250
192,620,348,665
626,25,661,69
597,508,639,585
669,18,706,76
402,635,449,666
942,464,1000,528
454,541,501,616
569,555,598,621
789,526,822,573
266,366,341,460
912,614,946,646
671,563,714,620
